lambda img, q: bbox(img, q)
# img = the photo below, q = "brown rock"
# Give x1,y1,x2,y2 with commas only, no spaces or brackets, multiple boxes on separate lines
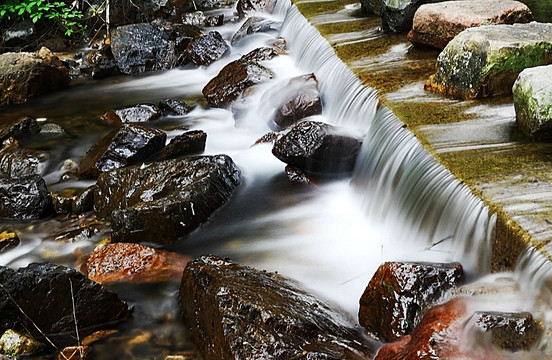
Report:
51,189,78,214
58,346,90,360
157,130,207,160
0,48,70,105
474,311,543,351
0,117,40,144
359,261,464,342
236,0,277,18
83,243,191,283
180,255,378,360
408,0,533,50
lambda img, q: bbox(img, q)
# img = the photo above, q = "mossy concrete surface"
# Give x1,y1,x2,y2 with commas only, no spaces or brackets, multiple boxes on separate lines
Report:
293,0,552,271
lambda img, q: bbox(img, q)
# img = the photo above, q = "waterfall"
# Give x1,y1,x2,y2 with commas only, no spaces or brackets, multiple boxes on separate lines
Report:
279,3,495,275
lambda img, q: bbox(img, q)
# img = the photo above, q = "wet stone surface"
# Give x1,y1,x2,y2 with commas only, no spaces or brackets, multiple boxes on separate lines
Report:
180,254,378,360
100,103,162,125
0,117,40,144
231,17,280,45
0,148,49,179
0,175,52,219
157,130,207,161
474,311,543,351
184,31,229,66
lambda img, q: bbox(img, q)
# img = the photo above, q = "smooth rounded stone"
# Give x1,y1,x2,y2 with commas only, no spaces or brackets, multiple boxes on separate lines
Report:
0,148,49,178
111,23,176,75
72,185,98,215
40,123,65,134
408,0,533,50
0,231,19,253
180,255,378,360
100,103,162,124
261,73,322,130
380,0,440,33
184,31,229,66
359,261,464,342
204,14,224,27
157,130,207,160
57,345,90,360
83,243,191,283
159,98,194,116
231,17,281,45
202,59,274,108
0,175,51,219
94,155,241,244
3,20,35,49
0,329,44,356
272,121,362,176
513,65,552,140
236,0,277,18
0,263,132,348
0,48,70,105
425,23,552,100
474,311,543,351
83,45,120,79
0,117,40,144
78,124,167,178
51,189,78,214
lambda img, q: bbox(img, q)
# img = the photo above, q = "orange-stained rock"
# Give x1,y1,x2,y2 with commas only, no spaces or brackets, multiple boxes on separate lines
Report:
375,298,506,360
83,243,191,284
58,345,90,360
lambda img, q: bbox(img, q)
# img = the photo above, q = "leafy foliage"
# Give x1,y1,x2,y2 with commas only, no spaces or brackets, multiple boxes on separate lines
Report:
0,0,87,37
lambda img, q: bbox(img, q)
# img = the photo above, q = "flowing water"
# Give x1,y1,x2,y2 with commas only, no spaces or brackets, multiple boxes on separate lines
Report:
1,0,552,358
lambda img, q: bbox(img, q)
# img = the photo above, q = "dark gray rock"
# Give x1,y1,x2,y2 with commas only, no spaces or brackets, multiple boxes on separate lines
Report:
182,11,207,26
180,255,378,360
72,185,97,215
272,121,362,176
381,0,440,33
0,175,51,219
203,59,273,108
100,103,162,124
0,148,49,178
0,263,132,348
3,20,35,49
204,14,224,27
157,130,206,160
159,98,194,116
111,23,176,75
239,47,279,62
231,17,280,45
78,124,167,178
0,117,40,144
84,45,120,79
285,165,311,184
94,155,241,244
236,0,277,18
358,261,464,342
184,31,229,66
360,0,381,15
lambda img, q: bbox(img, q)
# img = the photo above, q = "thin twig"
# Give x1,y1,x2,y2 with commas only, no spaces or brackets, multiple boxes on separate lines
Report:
69,279,81,347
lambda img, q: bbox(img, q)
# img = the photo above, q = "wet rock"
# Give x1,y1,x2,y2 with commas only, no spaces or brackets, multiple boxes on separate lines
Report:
236,0,277,18
262,73,322,130
0,48,70,105
51,189,78,214
157,130,207,160
182,11,206,26
184,31,229,66
380,0,438,33
408,0,533,50
360,0,381,15
111,23,176,75
40,123,65,134
425,23,552,100
0,232,19,253
163,23,203,59
374,298,505,360
0,175,51,219
84,45,120,79
358,261,464,342
94,155,241,244
100,103,162,125
72,186,97,215
180,254,378,359
204,14,224,27
474,311,543,351
0,263,132,347
159,98,194,116
513,65,552,140
203,59,274,108
3,20,35,49
0,329,44,356
285,165,311,184
272,121,362,176
78,124,167,178
231,17,280,45
58,345,90,360
49,213,103,243
0,117,40,144
240,46,279,62
83,243,191,283
0,148,49,178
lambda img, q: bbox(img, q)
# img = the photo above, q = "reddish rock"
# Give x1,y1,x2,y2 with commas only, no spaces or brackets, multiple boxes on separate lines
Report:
83,243,191,284
375,299,506,360
236,0,277,18
359,261,464,342
408,0,533,50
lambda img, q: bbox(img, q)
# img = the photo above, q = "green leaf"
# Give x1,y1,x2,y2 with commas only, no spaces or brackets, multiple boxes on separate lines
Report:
0,10,6,17
18,7,24,15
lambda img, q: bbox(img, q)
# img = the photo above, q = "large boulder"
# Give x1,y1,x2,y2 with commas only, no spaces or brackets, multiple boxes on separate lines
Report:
78,124,167,178
0,175,51,219
184,31,229,66
261,73,322,130
408,0,533,50
0,47,70,105
202,59,274,108
94,155,241,244
0,117,40,144
425,22,552,100
0,263,132,348
513,65,552,140
180,255,378,359
111,23,176,75
358,261,464,342
82,243,191,284
380,0,440,33
272,121,362,176
236,0,277,18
